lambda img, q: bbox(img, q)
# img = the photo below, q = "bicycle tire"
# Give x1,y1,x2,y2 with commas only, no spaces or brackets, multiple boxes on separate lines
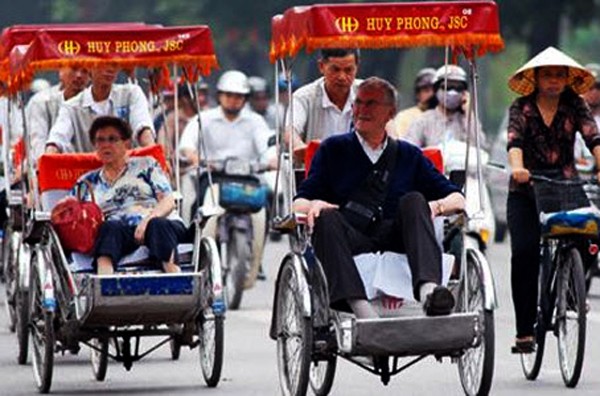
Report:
557,247,586,388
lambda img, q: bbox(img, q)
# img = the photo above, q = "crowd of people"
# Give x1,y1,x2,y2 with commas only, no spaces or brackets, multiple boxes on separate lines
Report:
2,44,600,352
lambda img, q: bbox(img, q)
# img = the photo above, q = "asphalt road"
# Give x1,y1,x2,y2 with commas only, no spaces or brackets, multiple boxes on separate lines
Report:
1,237,600,395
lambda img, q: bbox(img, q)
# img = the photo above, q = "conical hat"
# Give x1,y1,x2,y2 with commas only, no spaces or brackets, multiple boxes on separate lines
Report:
508,46,594,95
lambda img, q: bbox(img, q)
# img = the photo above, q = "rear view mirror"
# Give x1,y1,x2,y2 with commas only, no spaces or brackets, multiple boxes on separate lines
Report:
449,170,466,189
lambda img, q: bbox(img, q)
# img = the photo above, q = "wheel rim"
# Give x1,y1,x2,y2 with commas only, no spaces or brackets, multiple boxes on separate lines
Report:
557,254,583,382
30,263,45,388
458,261,486,395
3,230,18,330
277,264,308,395
200,310,216,376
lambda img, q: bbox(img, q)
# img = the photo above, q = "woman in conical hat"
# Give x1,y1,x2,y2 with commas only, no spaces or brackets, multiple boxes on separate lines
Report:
506,47,600,353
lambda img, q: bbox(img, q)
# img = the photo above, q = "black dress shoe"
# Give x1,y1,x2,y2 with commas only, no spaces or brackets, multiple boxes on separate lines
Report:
423,286,455,316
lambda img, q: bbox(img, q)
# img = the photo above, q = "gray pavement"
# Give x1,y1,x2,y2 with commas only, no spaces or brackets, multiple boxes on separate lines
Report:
1,238,600,395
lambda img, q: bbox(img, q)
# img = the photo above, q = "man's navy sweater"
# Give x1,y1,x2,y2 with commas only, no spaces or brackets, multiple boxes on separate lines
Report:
296,132,461,220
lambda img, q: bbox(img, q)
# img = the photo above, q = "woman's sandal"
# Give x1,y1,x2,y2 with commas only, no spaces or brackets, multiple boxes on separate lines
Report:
511,337,535,354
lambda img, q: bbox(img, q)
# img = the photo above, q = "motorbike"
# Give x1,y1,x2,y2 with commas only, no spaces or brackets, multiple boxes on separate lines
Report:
199,158,270,310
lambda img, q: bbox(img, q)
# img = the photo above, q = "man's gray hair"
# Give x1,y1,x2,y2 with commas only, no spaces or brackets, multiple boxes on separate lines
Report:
358,77,398,110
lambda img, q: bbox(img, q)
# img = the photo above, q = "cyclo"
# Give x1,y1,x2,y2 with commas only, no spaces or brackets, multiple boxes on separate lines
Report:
9,24,225,393
268,2,502,395
0,21,157,368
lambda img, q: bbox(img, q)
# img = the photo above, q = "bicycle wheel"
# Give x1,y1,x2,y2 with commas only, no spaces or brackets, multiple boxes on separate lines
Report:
276,258,312,396
457,250,495,396
309,356,336,396
520,310,546,381
3,228,17,332
29,254,54,394
556,247,586,388
199,237,224,388
90,338,109,381
199,310,224,387
170,338,181,361
16,288,29,365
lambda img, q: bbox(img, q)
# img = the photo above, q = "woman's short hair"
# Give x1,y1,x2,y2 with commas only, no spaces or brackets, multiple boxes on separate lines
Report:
89,116,133,142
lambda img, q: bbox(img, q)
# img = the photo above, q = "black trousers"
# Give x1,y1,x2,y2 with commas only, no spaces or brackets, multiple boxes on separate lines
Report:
507,191,540,338
93,218,187,271
312,192,442,310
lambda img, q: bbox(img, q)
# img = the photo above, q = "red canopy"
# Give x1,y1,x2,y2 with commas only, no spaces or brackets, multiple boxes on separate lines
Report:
270,1,504,62
0,23,158,93
20,25,218,78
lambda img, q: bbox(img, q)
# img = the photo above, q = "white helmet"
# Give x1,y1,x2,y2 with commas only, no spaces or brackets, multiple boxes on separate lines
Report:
217,70,250,95
30,78,51,94
433,65,468,88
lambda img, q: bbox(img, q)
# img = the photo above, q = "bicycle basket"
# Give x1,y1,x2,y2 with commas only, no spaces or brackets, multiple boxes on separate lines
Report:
532,180,589,214
219,180,268,213
533,180,599,237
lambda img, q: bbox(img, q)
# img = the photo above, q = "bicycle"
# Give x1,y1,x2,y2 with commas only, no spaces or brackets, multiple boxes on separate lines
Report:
520,174,598,388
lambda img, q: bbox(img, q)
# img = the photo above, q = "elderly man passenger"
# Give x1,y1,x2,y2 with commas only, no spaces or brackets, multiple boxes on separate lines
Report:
74,116,185,275
293,77,465,318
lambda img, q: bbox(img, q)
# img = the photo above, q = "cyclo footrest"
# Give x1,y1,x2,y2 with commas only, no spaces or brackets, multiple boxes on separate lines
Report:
337,312,480,357
78,273,203,327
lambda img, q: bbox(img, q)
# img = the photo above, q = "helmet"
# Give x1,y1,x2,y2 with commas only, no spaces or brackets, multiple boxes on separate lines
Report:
433,65,468,88
216,70,250,95
248,76,268,94
277,72,300,91
585,63,600,83
414,67,436,91
30,78,51,94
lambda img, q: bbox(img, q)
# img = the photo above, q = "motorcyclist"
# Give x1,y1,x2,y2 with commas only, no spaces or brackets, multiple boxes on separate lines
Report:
405,64,487,149
247,76,279,130
387,67,436,138
179,70,274,288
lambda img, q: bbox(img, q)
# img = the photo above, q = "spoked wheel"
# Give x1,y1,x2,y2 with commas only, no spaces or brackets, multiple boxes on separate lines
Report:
3,228,18,332
224,230,250,310
16,288,29,365
29,255,54,394
309,356,337,396
276,259,312,396
457,250,494,396
556,247,586,388
519,311,546,380
198,236,224,388
170,338,182,360
198,309,224,387
90,338,109,381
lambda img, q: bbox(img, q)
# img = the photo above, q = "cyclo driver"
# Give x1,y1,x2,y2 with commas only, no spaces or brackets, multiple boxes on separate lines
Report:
178,70,274,288
293,77,465,318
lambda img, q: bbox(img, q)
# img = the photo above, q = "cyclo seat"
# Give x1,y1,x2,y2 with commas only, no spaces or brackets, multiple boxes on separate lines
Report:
301,142,455,317
37,144,189,273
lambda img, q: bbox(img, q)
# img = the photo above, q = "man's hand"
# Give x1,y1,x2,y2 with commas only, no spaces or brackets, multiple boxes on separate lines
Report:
138,128,155,147
134,216,152,244
306,199,338,228
511,167,530,184
428,200,443,219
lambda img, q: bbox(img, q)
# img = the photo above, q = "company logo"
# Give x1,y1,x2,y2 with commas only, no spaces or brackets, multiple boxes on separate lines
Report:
57,40,81,56
335,17,360,33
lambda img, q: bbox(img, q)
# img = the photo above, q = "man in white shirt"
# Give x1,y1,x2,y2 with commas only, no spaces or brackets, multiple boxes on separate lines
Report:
179,70,272,288
287,48,361,160
45,64,154,153
27,67,90,160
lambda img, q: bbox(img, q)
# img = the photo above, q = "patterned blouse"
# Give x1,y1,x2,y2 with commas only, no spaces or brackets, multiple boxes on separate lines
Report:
507,88,600,191
73,157,181,226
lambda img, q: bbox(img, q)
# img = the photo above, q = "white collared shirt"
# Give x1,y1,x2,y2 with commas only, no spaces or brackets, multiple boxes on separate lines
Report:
178,106,272,165
47,83,154,153
289,77,361,141
355,131,388,164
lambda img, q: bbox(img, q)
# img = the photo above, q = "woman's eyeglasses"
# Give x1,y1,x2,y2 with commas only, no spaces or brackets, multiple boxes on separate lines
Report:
94,136,122,144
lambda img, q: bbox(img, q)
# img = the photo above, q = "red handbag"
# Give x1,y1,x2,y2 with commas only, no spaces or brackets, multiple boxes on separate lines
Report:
50,181,104,254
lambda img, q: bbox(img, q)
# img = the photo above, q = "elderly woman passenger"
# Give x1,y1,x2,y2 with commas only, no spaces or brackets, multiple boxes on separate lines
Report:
75,116,185,274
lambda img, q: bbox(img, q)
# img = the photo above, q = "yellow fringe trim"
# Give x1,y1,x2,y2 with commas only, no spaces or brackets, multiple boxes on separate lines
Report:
270,33,504,63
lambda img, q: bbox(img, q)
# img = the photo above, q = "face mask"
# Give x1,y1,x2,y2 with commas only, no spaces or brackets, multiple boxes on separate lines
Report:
436,89,463,111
